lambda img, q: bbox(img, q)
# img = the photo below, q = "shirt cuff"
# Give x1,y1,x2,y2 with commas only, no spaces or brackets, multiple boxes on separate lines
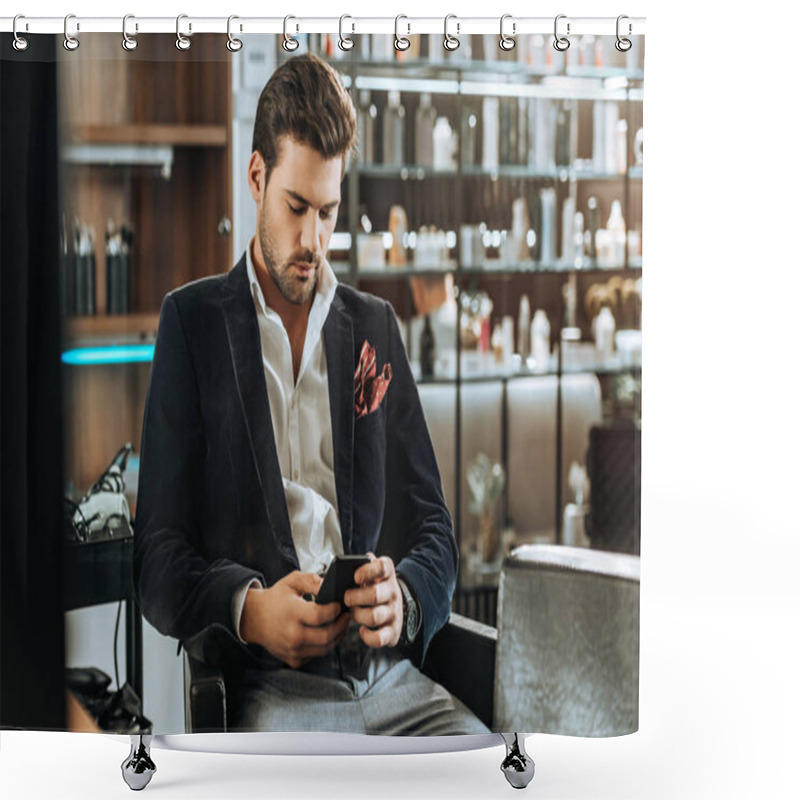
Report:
232,578,263,644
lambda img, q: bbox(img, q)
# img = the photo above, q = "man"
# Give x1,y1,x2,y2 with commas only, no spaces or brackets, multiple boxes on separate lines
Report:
134,53,488,735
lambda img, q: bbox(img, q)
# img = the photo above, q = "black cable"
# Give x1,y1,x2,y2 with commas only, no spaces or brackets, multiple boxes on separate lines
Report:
113,599,122,691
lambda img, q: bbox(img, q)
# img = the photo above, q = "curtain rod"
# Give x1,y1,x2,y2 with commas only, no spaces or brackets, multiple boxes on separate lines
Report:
1,15,646,37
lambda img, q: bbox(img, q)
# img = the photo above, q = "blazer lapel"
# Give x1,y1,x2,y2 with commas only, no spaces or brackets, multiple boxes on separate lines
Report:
220,257,297,568
324,292,355,553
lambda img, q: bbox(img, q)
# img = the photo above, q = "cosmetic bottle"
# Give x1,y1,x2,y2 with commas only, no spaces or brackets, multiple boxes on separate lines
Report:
531,310,551,371
562,462,589,548
460,105,478,168
530,98,555,173
415,92,436,167
594,306,616,361
74,223,96,316
587,196,599,262
433,117,457,171
420,314,436,378
518,294,531,360
388,205,408,267
555,100,572,167
592,101,605,173
561,196,575,266
616,118,628,175
604,102,619,176
511,196,531,263
382,90,406,167
358,91,377,165
482,96,500,169
538,187,556,266
517,97,529,166
573,211,585,268
607,199,626,266
106,220,132,314
502,316,515,368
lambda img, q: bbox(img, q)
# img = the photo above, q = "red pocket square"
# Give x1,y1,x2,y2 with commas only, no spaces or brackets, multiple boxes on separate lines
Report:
354,340,392,419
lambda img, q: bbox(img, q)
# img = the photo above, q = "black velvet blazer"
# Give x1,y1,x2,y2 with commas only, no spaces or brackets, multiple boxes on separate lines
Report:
133,255,456,670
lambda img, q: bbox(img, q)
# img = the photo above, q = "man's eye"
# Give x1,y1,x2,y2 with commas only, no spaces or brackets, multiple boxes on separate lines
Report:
320,210,331,221
289,205,304,216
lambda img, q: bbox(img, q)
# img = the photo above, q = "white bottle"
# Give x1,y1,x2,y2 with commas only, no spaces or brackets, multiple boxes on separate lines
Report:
594,306,616,360
482,97,500,169
531,310,551,371
511,197,531,263
415,92,436,167
539,188,556,266
383,91,406,167
433,117,456,171
517,294,531,359
607,199,626,266
616,119,628,175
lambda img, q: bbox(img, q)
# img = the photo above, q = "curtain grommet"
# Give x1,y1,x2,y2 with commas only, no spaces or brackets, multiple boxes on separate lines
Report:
12,15,29,51
227,15,243,52
394,15,411,51
499,14,516,51
615,15,632,52
553,14,570,52
443,14,460,52
63,13,80,51
176,14,191,51
283,15,299,52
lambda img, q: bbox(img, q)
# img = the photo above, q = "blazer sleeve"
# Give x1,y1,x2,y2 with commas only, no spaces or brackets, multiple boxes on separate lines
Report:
133,293,264,643
381,301,458,663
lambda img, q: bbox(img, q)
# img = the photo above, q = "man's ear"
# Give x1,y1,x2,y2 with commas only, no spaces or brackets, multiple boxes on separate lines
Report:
247,150,266,203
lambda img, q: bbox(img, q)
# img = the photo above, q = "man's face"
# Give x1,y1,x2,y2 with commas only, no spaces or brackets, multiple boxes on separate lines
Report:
250,136,342,306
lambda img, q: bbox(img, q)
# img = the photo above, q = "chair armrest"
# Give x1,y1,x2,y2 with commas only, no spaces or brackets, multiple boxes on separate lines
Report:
183,651,227,733
422,612,497,729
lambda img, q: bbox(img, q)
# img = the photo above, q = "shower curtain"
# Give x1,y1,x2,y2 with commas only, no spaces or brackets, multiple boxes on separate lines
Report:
1,21,643,741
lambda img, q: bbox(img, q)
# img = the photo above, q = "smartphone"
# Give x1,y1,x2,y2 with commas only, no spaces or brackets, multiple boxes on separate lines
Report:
313,555,370,606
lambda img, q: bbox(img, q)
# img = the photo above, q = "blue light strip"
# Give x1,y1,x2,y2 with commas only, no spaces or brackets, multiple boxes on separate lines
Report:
61,345,155,365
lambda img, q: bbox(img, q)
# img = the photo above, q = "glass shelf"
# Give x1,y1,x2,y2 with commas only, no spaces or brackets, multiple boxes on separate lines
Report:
353,58,644,85
356,163,643,181
351,259,642,279
412,355,642,385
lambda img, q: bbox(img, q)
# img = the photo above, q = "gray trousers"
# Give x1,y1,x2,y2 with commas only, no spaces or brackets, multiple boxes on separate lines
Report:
229,623,490,735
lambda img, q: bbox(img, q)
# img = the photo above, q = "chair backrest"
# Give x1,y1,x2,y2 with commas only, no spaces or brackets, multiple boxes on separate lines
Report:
494,544,639,736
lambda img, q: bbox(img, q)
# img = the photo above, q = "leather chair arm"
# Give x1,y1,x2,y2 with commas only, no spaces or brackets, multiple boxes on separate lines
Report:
422,612,497,729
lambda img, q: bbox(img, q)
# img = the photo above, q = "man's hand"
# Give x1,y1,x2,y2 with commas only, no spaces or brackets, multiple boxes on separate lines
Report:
240,571,350,669
344,553,403,648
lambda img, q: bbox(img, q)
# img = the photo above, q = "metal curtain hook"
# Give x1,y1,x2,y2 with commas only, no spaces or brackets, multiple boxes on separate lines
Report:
499,14,516,51
176,14,191,50
394,15,410,51
122,14,138,51
63,13,80,51
339,15,354,51
443,14,460,51
12,15,29,51
553,14,570,52
615,15,632,52
227,15,242,52
283,15,299,51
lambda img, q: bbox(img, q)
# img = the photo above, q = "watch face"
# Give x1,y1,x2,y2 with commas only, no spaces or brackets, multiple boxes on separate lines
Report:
406,599,419,640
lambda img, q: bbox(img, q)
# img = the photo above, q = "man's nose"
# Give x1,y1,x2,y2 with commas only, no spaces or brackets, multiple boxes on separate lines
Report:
299,211,322,255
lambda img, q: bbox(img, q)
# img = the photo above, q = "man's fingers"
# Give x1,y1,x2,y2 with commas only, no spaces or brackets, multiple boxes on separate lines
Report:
350,603,393,630
344,579,395,609
358,624,396,649
301,612,351,647
354,554,392,585
285,570,323,596
297,598,342,626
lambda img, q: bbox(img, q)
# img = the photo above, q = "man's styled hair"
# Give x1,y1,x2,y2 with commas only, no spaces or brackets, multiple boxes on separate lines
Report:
252,53,357,184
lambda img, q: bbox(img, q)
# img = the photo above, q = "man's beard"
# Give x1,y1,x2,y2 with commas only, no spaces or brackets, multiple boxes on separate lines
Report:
258,216,320,306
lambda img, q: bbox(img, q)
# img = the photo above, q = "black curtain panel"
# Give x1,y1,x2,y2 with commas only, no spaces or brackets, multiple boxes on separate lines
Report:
1,34,66,730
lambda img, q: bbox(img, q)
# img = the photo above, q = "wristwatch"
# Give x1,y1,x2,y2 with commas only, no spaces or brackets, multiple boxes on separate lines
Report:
397,577,421,647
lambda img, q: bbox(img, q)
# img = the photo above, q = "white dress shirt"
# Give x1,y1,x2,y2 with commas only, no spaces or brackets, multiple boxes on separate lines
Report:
232,240,343,639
